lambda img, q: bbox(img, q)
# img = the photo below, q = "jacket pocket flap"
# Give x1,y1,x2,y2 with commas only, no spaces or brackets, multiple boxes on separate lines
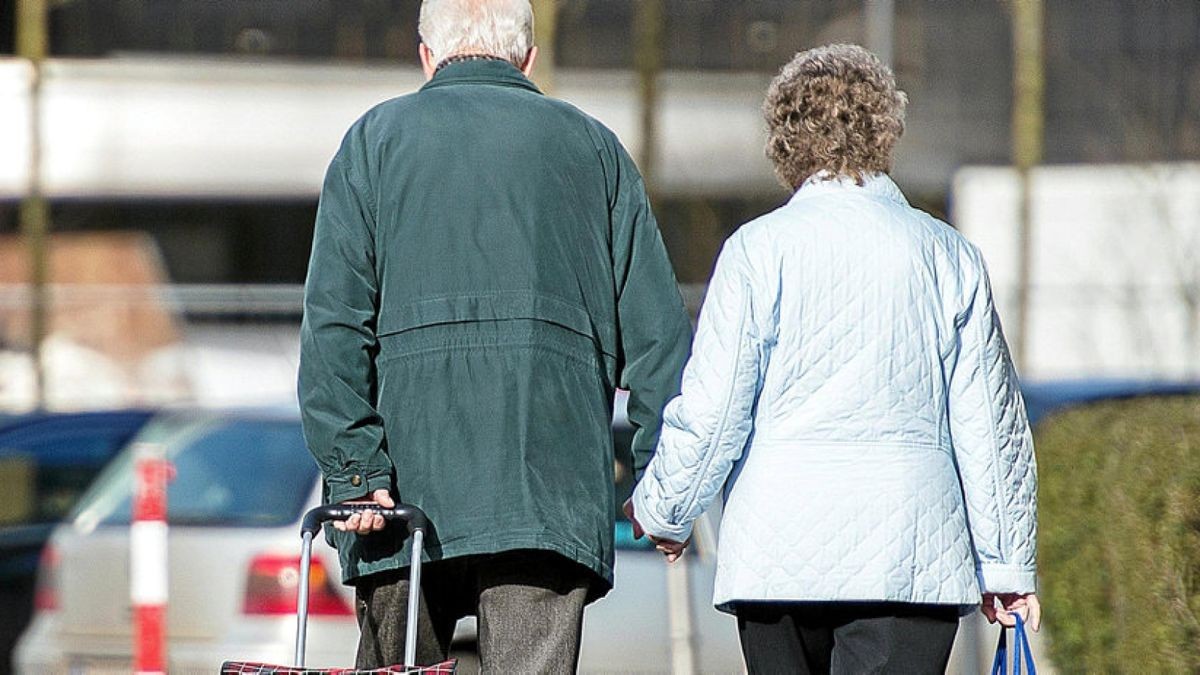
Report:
377,290,615,356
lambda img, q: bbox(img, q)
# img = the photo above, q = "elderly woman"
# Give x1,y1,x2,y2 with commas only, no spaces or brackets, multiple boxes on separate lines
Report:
628,44,1040,674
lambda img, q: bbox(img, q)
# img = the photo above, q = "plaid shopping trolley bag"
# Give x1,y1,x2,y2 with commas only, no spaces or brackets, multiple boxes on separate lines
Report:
222,504,456,674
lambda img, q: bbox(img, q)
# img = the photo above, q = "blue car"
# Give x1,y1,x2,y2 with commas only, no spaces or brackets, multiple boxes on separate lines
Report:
1021,379,1200,426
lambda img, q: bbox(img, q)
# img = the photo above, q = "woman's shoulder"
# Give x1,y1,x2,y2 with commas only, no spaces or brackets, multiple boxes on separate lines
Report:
727,203,795,248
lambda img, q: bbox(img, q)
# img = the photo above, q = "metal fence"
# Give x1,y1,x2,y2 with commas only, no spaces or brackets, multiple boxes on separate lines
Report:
0,283,709,413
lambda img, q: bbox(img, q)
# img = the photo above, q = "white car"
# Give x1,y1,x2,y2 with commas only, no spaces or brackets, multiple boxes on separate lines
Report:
15,409,743,673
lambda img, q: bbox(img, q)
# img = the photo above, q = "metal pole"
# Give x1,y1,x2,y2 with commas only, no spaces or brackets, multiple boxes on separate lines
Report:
665,555,696,675
295,532,314,667
1011,0,1044,372
530,0,559,95
634,0,665,195
864,0,895,67
16,0,50,409
635,5,695,670
131,442,170,675
404,529,425,668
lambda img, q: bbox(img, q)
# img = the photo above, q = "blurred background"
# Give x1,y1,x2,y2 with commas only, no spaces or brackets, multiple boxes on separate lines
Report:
1,0,1198,407
0,1,1198,673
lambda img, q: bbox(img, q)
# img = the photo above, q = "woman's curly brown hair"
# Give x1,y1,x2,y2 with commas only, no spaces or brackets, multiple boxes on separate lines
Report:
764,44,908,189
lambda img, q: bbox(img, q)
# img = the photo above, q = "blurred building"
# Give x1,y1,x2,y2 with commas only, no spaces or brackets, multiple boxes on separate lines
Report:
956,163,1200,381
0,1,1196,410
0,0,1196,287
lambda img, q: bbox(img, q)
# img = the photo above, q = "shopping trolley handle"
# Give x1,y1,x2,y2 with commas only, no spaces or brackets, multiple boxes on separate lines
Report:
301,503,429,537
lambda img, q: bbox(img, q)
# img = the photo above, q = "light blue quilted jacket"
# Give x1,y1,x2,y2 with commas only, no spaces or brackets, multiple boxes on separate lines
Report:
632,173,1037,612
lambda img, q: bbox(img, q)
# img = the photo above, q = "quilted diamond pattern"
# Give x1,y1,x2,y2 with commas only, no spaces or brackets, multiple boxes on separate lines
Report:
632,173,1038,610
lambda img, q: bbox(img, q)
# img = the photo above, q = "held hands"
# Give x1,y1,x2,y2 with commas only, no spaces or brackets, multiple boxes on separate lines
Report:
333,489,396,535
982,592,1042,632
623,499,691,563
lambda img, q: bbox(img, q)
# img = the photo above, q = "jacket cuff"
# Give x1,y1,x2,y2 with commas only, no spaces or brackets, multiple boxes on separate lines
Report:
325,464,392,504
977,563,1038,594
631,483,694,542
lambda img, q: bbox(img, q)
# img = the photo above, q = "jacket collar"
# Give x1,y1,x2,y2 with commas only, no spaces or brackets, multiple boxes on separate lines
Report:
788,171,908,207
419,59,543,95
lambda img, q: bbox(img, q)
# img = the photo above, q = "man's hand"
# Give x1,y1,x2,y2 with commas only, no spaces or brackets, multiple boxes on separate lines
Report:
333,489,396,535
622,499,645,539
982,592,1042,631
623,499,691,562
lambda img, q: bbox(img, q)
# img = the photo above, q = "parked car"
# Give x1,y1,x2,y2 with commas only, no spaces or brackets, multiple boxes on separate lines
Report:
16,380,1200,672
15,408,743,673
1021,378,1200,425
0,410,154,674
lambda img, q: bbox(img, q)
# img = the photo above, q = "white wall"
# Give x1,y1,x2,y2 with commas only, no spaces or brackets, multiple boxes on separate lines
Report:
952,163,1200,380
0,57,777,200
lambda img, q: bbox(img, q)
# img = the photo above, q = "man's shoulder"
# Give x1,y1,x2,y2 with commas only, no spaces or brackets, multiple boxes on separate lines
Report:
330,92,421,154
522,93,626,157
356,91,424,128
544,95,616,134
501,92,634,170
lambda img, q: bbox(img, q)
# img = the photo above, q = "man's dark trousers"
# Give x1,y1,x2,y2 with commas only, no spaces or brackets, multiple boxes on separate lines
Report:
355,550,591,673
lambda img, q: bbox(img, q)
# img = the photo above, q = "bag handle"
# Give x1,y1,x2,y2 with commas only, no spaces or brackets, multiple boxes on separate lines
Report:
990,614,1037,675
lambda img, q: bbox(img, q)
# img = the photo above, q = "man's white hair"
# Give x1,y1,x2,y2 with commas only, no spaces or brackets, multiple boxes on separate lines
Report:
419,0,535,68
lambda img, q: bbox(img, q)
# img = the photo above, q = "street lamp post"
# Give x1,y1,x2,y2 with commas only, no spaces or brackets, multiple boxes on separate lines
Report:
16,0,50,409
634,0,664,195
1011,0,1044,373
864,0,895,67
531,0,559,95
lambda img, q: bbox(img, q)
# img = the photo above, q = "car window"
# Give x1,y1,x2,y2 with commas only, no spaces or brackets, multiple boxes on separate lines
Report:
73,417,318,529
0,420,147,527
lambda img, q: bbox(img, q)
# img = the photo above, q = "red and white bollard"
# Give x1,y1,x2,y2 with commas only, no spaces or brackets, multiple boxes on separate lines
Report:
131,442,172,675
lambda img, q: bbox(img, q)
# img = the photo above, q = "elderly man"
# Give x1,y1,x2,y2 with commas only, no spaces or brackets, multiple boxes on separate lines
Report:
297,0,691,671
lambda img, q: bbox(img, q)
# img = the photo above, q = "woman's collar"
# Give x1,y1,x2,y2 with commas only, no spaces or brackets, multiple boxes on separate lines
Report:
788,171,908,206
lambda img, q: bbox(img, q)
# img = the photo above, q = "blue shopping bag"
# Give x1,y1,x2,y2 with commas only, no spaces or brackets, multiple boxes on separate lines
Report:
990,615,1037,675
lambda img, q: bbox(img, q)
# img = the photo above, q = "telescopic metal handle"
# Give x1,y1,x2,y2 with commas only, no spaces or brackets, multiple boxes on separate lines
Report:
300,503,429,537
295,503,429,668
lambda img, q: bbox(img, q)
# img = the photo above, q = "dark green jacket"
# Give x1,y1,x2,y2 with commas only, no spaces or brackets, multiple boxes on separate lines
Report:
298,60,691,595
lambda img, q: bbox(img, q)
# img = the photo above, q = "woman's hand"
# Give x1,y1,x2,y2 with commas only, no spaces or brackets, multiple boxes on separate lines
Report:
624,499,691,562
651,536,689,563
982,592,1041,631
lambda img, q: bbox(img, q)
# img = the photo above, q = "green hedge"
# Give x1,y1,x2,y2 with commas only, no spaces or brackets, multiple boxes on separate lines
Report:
1037,396,1200,674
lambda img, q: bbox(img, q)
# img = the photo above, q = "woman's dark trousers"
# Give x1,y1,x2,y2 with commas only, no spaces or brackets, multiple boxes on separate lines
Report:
735,601,960,675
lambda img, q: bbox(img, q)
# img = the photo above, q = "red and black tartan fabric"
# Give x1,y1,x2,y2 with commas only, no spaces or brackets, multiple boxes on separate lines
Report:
219,660,457,674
